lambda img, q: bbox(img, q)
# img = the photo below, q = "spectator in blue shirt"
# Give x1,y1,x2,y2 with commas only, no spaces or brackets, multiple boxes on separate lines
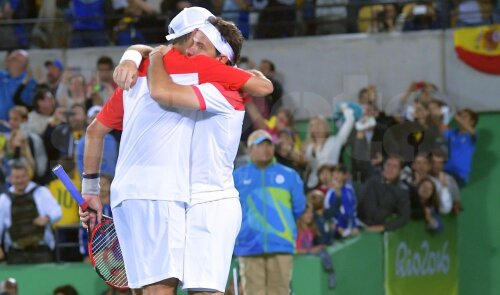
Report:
69,0,110,47
234,129,306,295
324,165,359,238
444,108,478,187
0,50,37,130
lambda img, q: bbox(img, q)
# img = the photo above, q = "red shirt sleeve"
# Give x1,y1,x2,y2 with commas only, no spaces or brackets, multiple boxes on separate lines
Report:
194,56,252,91
96,88,124,130
165,50,252,90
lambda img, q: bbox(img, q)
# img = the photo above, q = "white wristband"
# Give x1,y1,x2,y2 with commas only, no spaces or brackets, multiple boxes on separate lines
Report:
119,50,142,69
82,177,100,196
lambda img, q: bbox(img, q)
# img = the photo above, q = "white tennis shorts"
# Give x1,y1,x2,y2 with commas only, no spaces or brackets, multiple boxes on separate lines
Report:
183,197,242,292
112,199,186,288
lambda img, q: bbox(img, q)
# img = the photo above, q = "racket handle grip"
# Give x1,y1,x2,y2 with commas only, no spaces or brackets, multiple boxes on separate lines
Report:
52,164,86,207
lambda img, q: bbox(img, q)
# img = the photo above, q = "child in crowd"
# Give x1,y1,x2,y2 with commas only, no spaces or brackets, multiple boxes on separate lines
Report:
315,164,334,195
307,189,334,246
296,201,336,289
296,202,324,254
324,165,359,238
444,108,478,187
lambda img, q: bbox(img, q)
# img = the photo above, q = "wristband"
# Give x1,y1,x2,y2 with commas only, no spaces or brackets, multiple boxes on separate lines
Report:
82,177,100,196
119,50,142,69
82,172,100,179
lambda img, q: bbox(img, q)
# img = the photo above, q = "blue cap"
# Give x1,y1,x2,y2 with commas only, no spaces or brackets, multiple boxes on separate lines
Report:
45,59,64,71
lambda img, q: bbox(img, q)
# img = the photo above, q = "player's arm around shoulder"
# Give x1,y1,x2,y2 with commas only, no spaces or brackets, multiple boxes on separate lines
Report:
114,45,153,90
242,69,273,97
148,46,202,110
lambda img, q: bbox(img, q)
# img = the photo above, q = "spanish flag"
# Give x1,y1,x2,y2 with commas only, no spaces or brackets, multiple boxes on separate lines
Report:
454,25,500,75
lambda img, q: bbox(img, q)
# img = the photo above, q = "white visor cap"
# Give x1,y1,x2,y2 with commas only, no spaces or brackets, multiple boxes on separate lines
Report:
166,7,215,41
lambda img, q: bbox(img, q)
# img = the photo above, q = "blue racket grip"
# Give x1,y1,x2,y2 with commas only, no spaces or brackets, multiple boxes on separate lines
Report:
52,164,89,210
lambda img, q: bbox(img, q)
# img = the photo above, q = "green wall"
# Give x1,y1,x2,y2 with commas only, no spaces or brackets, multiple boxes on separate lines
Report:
458,113,500,295
0,263,108,294
0,234,384,295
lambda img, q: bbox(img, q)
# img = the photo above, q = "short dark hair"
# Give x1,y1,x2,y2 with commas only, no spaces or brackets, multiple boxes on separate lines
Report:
71,103,86,114
261,59,275,72
431,149,447,160
208,16,243,65
385,154,405,169
97,56,113,68
414,152,431,162
317,164,334,177
332,164,347,174
53,284,78,295
171,31,193,46
460,108,479,127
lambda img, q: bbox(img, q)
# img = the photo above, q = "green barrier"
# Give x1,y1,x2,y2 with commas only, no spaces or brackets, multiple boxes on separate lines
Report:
1,220,458,295
0,262,108,295
0,233,384,295
385,218,459,295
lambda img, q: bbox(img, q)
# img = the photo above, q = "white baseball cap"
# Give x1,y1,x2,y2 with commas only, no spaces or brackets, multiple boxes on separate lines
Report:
247,129,273,147
166,7,214,41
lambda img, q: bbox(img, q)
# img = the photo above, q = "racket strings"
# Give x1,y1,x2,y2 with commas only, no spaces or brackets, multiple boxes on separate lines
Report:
91,222,128,288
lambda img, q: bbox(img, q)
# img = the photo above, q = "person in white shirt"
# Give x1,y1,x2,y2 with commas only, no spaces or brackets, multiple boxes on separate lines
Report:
304,105,355,189
0,161,62,263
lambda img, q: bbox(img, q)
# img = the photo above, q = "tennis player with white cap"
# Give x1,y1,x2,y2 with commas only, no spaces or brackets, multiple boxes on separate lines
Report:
146,16,259,294
80,7,272,295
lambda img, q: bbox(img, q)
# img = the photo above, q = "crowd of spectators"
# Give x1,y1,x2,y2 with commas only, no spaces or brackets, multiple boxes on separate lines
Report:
230,57,477,290
0,0,499,49
0,49,119,264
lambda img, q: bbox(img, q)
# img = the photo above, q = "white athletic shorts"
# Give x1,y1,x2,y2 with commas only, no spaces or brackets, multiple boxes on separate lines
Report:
112,199,186,288
183,197,242,292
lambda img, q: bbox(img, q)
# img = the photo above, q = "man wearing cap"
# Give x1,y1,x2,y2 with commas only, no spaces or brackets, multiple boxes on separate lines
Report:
0,50,37,128
233,129,306,295
44,59,64,97
79,7,272,294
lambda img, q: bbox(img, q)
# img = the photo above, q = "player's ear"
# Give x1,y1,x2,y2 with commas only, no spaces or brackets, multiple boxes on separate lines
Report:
218,55,230,65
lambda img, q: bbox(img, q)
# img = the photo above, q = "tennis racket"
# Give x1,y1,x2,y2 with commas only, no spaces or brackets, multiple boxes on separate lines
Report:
52,165,129,290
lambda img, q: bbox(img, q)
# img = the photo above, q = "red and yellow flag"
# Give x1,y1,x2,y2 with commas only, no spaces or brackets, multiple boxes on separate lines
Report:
454,25,500,74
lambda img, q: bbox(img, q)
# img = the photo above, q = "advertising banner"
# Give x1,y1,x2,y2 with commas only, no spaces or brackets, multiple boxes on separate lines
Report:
385,218,458,295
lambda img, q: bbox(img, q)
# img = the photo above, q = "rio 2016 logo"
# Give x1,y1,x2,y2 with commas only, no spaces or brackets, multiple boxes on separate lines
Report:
395,241,450,277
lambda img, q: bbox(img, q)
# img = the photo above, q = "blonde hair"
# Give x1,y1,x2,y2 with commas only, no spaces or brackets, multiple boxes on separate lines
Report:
9,106,29,121
305,115,331,145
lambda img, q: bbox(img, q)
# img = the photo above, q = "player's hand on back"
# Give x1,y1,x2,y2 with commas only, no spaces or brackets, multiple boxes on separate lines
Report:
81,194,103,231
113,60,138,91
